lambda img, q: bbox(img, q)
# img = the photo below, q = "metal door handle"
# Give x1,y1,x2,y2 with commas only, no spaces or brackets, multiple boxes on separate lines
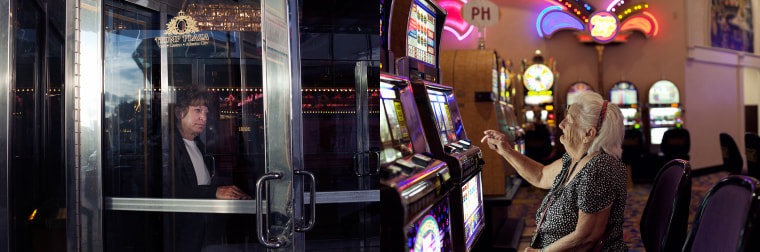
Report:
368,150,381,176
353,152,362,176
256,172,284,248
294,170,316,232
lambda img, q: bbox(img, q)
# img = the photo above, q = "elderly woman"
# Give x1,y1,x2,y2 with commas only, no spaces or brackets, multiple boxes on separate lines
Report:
481,91,627,252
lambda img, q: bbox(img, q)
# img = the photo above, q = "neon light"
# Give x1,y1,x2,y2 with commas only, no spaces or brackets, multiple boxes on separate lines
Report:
444,26,475,40
544,0,565,8
537,6,564,37
589,11,618,43
440,0,476,40
540,10,585,37
606,0,621,12
642,11,659,36
620,16,653,35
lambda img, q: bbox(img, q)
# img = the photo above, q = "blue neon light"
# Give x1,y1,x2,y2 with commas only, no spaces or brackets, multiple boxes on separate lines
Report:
537,6,563,38
540,10,584,37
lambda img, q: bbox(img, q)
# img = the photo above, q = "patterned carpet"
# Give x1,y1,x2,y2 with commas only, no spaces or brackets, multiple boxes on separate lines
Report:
507,171,729,251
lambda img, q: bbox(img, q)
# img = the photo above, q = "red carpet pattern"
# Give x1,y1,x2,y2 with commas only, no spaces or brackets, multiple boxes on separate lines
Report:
507,171,729,251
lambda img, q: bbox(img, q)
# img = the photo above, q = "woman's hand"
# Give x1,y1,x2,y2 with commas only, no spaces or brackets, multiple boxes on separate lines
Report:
216,185,252,200
480,129,511,154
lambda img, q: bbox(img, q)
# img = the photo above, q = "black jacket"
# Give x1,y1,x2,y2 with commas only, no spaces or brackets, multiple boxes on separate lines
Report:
171,131,217,198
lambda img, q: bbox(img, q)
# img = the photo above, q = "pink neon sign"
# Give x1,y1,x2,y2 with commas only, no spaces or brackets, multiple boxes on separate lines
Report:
439,0,475,40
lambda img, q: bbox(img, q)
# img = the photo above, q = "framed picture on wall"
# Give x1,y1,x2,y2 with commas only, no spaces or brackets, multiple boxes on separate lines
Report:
711,0,754,53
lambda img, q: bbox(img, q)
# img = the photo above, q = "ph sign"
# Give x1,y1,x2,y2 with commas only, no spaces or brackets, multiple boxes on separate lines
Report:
462,0,500,28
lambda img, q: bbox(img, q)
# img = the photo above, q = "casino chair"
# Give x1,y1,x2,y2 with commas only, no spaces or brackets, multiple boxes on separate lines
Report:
524,123,553,164
720,133,744,175
681,175,760,252
661,128,691,161
639,159,691,252
622,129,646,183
745,132,760,179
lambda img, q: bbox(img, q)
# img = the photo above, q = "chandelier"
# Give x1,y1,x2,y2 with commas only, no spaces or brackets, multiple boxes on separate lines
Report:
184,2,262,32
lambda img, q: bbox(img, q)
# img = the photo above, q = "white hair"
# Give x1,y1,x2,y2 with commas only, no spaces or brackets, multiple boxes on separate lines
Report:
567,91,624,159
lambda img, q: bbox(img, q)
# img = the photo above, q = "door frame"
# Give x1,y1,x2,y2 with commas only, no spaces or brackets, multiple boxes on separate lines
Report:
64,0,303,251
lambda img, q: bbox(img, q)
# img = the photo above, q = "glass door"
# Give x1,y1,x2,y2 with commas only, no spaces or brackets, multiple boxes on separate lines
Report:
6,0,67,250
298,1,380,249
89,0,302,251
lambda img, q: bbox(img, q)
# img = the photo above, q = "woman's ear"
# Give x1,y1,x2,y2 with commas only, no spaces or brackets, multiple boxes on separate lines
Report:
175,106,183,120
584,127,596,143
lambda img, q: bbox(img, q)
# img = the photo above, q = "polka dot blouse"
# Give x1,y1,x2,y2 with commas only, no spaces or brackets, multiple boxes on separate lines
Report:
534,151,628,251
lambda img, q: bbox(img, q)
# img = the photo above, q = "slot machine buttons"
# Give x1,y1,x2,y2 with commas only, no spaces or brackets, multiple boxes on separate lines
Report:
381,165,403,179
457,139,472,150
450,143,464,153
443,145,456,154
395,159,417,175
411,153,432,167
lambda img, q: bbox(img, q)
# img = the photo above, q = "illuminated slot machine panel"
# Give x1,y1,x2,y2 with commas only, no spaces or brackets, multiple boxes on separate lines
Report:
609,81,641,130
410,81,486,252
647,80,682,145
406,197,452,252
496,104,526,156
459,171,485,251
566,82,593,107
522,61,556,127
380,73,453,252
380,158,452,252
411,82,483,181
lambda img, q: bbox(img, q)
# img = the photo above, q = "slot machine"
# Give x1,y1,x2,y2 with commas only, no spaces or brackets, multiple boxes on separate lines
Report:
380,73,454,252
647,80,683,151
520,51,557,164
520,50,557,128
382,1,454,250
609,81,641,130
388,0,486,250
496,59,525,157
410,82,485,252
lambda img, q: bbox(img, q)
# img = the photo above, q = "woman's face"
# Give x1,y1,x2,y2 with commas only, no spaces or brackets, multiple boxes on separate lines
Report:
179,104,208,138
559,107,584,148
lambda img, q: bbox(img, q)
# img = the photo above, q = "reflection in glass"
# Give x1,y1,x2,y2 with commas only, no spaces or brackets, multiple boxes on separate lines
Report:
103,1,267,250
10,0,67,250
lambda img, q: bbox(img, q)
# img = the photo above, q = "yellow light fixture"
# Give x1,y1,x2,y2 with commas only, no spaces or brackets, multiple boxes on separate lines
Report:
185,2,262,32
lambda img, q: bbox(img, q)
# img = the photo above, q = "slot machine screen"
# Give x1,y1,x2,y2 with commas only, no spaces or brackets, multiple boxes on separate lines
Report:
650,127,668,145
609,82,638,105
620,108,638,127
648,80,679,105
407,196,452,252
566,82,593,106
523,64,554,105
407,0,437,66
499,64,509,102
525,110,535,123
428,89,457,145
461,172,484,251
381,83,413,164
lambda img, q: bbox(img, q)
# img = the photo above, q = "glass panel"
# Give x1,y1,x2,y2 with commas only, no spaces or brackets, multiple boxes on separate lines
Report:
305,202,380,251
10,0,67,250
302,60,360,191
299,0,380,250
101,0,282,250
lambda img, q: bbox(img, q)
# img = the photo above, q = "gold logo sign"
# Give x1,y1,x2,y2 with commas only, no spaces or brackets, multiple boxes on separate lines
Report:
154,11,210,48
